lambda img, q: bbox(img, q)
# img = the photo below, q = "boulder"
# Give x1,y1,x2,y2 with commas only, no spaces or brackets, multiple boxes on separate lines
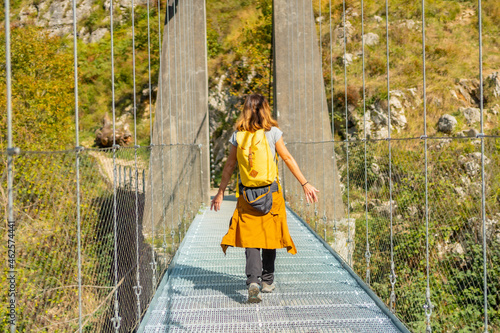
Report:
363,33,379,46
463,128,479,137
374,15,383,23
460,107,481,125
437,114,457,133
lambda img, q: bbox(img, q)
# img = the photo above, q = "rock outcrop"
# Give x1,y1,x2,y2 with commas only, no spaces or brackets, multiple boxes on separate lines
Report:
362,32,379,46
94,113,132,148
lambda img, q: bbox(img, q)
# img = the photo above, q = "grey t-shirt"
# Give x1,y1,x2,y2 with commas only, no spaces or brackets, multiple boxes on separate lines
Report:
229,127,283,158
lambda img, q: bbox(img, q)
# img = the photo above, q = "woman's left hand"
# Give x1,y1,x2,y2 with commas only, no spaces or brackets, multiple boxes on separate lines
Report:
303,183,319,203
210,191,224,212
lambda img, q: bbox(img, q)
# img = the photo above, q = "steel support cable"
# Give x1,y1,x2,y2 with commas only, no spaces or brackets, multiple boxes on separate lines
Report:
155,0,164,290
478,0,488,331
109,0,121,328
71,0,83,328
181,0,188,142
290,0,297,202
300,0,307,213
146,0,156,310
166,2,176,251
384,0,397,313
174,0,179,143
294,0,300,205
310,0,318,231
130,0,142,320
5,0,17,329
361,0,371,286
319,0,327,240
342,0,352,266
329,0,337,248
421,0,433,331
285,0,291,201
189,0,195,144
160,0,167,280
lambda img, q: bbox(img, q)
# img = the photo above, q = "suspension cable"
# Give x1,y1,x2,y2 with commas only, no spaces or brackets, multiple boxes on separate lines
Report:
301,0,307,213
361,0,371,286
109,0,121,328
71,0,82,328
329,0,337,247
160,0,167,282
130,0,142,321
310,0,317,230
319,0,327,240
146,0,156,310
477,0,488,331
5,0,16,329
342,0,352,266
148,0,156,302
166,1,176,251
421,0,433,330
384,0,397,313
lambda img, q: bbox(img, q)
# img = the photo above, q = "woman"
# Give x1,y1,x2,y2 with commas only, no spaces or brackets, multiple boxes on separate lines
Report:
210,93,319,303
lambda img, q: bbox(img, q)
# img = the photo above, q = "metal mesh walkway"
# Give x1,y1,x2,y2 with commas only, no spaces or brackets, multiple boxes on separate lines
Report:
138,198,408,332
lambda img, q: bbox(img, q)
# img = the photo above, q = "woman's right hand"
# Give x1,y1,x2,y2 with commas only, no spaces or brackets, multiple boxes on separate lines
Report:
303,183,319,203
210,191,224,212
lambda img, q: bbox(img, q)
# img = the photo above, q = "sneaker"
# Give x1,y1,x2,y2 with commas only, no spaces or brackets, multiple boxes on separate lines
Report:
261,282,275,293
247,283,262,303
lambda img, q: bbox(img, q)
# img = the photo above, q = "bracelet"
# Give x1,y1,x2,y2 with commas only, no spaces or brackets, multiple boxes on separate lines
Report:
301,181,308,187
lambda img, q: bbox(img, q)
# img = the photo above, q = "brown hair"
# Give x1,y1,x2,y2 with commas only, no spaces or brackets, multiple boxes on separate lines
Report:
234,94,278,132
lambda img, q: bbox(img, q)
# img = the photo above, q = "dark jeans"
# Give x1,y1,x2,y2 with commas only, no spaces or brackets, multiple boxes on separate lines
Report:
245,248,276,286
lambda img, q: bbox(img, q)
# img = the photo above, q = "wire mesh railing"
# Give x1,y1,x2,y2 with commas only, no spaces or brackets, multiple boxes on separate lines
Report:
283,136,500,331
0,144,203,332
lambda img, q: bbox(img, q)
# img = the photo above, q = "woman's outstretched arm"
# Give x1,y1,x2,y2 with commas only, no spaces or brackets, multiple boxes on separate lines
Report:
210,144,237,211
275,137,319,203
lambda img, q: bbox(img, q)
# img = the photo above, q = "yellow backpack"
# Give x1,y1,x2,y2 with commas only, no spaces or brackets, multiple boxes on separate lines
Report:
236,129,277,188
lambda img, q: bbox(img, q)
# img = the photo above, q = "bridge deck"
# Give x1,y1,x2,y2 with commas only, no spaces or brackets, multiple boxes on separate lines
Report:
139,198,407,332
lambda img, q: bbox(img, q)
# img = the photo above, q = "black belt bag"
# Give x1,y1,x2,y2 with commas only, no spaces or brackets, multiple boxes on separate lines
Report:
240,182,279,215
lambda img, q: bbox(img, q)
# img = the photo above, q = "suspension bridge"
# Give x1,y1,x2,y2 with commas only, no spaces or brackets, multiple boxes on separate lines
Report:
1,0,498,332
